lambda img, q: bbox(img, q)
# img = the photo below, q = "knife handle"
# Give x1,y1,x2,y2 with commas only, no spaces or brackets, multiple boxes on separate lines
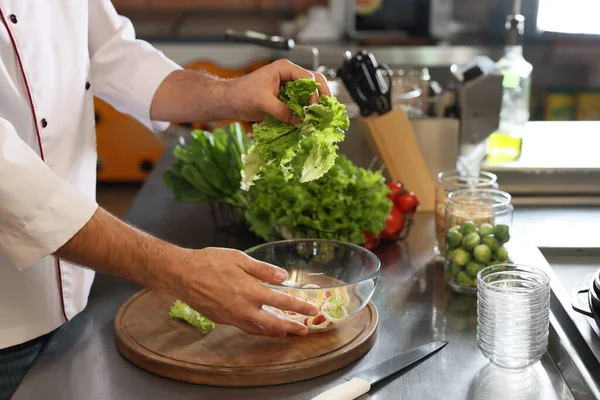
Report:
311,377,371,400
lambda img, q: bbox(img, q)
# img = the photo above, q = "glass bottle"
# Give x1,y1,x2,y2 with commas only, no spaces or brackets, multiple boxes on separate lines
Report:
487,13,533,165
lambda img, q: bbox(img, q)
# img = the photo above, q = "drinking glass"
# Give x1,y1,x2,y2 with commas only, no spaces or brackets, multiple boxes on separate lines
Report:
477,264,551,369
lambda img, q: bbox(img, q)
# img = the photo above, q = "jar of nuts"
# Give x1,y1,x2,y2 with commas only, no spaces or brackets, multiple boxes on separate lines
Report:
444,189,513,295
435,170,498,254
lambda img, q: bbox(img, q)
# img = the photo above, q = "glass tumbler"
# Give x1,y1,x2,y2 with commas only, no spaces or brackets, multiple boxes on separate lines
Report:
435,170,498,254
477,264,551,369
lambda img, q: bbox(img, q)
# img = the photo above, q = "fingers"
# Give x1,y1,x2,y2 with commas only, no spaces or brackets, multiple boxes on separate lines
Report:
235,320,287,338
273,59,315,83
262,288,318,317
271,59,332,104
241,255,289,284
250,308,309,336
260,96,301,125
313,72,332,97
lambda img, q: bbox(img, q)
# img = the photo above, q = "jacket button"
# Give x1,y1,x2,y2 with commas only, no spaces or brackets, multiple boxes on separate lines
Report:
41,119,48,128
9,14,17,24
85,81,91,90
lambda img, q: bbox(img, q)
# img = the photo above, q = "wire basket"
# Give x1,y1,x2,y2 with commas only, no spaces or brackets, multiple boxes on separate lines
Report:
208,202,247,234
208,201,416,249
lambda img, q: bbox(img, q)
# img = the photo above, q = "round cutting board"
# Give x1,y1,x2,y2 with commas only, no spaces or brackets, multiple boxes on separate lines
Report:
114,289,378,386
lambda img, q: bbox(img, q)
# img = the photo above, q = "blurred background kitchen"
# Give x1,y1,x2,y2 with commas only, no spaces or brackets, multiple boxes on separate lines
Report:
98,0,600,217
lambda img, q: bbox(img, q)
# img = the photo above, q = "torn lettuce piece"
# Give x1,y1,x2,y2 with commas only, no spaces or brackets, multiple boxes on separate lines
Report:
169,300,215,335
241,78,350,190
301,141,338,183
278,78,320,119
327,294,345,319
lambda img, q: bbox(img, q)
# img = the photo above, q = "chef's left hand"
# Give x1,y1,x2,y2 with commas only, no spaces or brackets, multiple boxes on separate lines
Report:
225,59,332,124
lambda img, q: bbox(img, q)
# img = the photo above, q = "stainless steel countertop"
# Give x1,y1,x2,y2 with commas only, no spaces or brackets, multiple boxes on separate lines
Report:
11,146,600,400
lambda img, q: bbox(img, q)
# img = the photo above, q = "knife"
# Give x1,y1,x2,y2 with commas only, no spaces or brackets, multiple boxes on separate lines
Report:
311,341,448,400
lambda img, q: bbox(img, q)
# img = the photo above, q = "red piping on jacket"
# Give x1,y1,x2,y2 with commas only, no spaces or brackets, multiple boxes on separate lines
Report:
0,8,69,322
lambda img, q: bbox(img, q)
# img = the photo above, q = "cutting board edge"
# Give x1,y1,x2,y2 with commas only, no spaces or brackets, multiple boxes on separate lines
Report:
114,289,379,387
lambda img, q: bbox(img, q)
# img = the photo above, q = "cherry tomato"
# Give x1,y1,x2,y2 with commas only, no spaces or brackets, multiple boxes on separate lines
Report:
363,232,380,250
387,182,404,201
382,206,405,237
395,191,419,214
312,315,327,325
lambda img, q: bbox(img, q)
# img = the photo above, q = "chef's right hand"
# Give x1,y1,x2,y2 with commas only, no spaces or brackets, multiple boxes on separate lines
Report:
166,247,318,337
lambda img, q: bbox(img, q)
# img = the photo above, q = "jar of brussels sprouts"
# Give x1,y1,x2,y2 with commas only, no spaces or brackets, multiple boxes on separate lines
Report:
444,189,513,295
434,170,498,254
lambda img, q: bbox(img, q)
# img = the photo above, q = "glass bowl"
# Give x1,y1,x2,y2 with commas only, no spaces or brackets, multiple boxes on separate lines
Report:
244,239,381,333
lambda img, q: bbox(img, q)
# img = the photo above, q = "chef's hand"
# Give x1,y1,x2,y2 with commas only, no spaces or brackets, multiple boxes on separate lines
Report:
169,247,318,337
150,59,332,124
226,59,332,124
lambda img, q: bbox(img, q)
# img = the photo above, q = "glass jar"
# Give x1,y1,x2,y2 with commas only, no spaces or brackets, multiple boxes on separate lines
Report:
434,170,498,254
477,264,550,369
444,189,513,295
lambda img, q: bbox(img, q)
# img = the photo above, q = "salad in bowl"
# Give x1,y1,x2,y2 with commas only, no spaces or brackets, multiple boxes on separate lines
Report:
246,239,381,333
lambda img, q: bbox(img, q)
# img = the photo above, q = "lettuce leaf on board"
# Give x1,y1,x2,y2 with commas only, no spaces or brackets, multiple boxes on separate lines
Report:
169,300,215,335
241,78,350,191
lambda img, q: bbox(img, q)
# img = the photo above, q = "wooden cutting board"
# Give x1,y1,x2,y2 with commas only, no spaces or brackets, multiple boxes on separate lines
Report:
114,289,379,386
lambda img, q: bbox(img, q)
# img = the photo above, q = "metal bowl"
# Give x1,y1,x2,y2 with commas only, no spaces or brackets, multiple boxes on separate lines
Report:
245,239,380,333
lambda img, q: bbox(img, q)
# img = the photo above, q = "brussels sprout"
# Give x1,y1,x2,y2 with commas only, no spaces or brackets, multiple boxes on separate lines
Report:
494,224,510,244
473,244,492,264
482,234,501,251
461,232,481,251
446,248,457,261
456,271,472,287
451,248,471,267
450,263,462,276
449,225,461,233
479,223,494,237
460,221,478,235
495,246,509,262
465,261,485,279
446,229,463,249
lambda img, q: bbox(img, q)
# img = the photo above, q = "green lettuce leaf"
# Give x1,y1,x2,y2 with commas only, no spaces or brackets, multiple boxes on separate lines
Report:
169,300,215,335
278,78,320,119
245,143,393,244
327,293,345,319
241,78,349,190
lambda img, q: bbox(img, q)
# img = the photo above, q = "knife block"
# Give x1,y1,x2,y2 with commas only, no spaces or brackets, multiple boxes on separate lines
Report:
357,108,436,212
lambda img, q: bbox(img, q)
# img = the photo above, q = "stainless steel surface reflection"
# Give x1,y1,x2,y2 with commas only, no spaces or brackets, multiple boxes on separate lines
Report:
468,359,573,400
10,147,597,400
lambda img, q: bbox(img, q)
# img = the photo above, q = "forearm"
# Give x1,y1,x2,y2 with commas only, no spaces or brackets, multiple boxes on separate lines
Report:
54,207,187,291
150,69,234,123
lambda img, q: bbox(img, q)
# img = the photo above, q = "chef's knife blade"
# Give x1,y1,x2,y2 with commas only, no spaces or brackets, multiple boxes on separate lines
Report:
347,340,447,385
311,341,448,400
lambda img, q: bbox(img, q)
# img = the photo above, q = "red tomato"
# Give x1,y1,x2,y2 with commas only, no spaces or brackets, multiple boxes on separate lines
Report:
387,182,404,201
312,315,327,325
382,206,405,236
395,191,419,214
325,291,332,298
363,232,380,250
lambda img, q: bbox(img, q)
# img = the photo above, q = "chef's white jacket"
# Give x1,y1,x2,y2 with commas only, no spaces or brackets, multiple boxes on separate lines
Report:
0,0,181,349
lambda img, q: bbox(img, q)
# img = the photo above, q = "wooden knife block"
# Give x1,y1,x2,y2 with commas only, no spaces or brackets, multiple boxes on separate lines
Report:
357,108,436,212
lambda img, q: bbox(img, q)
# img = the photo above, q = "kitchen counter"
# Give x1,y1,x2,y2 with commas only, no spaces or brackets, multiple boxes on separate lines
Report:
12,144,600,399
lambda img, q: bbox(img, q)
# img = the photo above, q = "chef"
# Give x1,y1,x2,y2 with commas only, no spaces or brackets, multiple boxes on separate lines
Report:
0,1,329,397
